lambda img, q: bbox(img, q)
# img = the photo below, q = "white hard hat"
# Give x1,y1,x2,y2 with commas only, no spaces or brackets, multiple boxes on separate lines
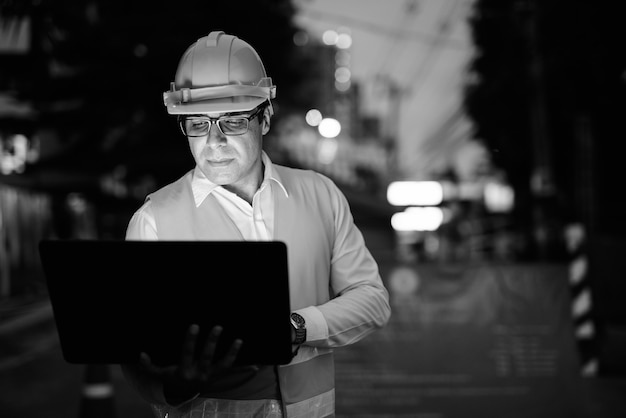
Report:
163,31,276,115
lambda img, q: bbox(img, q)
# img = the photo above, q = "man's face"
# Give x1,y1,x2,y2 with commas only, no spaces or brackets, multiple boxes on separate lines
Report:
187,107,270,195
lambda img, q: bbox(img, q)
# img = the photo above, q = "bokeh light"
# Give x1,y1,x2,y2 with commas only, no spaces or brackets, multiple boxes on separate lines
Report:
317,137,338,164
305,109,323,126
318,118,341,138
322,30,339,46
336,33,352,49
293,31,309,46
335,67,351,83
335,80,351,92
335,50,351,67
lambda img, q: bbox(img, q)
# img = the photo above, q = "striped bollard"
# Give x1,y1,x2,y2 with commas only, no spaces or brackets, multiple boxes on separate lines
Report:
565,223,598,376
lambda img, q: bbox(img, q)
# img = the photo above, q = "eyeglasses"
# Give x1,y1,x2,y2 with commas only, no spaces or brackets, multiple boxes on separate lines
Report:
178,106,265,137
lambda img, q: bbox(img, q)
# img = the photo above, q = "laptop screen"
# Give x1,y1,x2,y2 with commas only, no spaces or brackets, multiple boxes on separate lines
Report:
39,240,293,366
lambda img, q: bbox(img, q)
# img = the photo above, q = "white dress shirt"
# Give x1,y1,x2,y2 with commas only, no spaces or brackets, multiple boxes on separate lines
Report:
126,152,288,242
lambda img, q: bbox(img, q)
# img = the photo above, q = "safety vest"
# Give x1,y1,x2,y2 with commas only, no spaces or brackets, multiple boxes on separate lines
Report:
148,165,338,418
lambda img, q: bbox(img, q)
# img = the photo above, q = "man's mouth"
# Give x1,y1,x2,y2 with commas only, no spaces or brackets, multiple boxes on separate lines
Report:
207,158,233,166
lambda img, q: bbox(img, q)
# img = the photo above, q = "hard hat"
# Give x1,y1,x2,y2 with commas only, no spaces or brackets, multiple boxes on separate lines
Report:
163,31,276,115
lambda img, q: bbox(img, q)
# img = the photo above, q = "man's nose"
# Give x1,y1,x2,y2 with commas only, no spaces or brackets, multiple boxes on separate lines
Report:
205,123,226,148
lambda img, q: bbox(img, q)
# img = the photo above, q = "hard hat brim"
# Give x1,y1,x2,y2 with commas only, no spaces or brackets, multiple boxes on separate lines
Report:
165,96,268,115
163,81,276,115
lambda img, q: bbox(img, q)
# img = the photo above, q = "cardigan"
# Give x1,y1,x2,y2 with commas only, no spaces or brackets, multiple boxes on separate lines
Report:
124,163,391,417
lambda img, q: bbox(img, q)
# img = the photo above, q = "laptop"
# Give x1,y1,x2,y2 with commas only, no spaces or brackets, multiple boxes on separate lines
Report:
38,240,293,367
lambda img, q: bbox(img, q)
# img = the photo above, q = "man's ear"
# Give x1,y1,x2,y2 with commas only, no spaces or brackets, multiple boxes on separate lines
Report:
261,106,271,135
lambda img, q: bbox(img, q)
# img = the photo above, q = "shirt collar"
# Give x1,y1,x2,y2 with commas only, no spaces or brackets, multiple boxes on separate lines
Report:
191,151,289,207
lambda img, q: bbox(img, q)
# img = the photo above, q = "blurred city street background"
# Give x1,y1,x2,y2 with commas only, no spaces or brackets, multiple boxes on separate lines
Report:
1,200,626,417
2,0,626,417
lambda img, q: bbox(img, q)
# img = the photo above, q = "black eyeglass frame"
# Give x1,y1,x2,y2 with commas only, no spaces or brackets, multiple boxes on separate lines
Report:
177,105,266,137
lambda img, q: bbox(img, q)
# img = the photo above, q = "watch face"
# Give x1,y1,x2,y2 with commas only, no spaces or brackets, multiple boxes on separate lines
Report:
291,313,305,328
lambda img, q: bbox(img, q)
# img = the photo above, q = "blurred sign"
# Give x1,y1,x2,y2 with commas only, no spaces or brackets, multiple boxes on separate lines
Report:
391,207,444,231
387,181,443,206
335,264,586,418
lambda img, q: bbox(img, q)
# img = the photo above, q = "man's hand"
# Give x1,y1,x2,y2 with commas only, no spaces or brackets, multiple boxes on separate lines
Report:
138,324,257,404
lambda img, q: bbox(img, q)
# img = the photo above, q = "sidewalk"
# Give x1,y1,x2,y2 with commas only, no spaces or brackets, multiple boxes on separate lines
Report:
0,296,152,417
0,297,57,371
334,257,626,418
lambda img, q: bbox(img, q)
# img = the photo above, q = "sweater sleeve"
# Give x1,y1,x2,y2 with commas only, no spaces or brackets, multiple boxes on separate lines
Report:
305,173,391,347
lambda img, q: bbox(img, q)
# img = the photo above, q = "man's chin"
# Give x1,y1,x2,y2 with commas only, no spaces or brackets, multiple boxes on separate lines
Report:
202,170,238,187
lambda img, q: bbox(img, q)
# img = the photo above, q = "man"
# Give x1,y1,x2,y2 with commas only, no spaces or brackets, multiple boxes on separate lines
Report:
122,31,390,418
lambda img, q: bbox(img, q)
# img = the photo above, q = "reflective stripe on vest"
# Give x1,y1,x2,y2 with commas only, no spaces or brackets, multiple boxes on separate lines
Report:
279,352,334,405
151,398,284,418
285,389,334,418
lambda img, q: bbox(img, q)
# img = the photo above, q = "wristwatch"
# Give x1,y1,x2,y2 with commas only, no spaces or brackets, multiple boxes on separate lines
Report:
290,312,307,345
